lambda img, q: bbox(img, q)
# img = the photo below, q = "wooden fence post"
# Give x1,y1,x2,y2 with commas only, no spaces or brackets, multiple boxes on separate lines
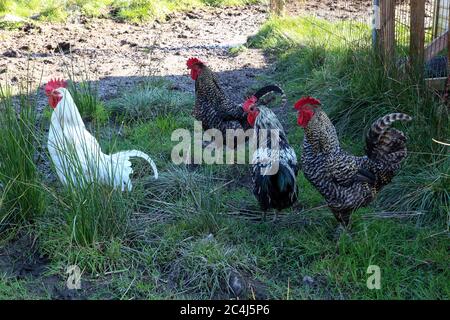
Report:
410,0,426,72
447,3,450,81
378,0,395,65
444,4,450,102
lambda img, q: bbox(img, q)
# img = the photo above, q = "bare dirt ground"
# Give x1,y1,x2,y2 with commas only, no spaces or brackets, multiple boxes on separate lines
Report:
0,1,374,109
286,0,372,22
0,4,269,109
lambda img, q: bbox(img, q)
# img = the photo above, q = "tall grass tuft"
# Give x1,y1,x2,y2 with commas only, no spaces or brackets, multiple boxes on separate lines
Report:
60,182,131,247
379,159,449,221
67,81,106,121
106,81,193,122
63,59,109,122
0,82,45,233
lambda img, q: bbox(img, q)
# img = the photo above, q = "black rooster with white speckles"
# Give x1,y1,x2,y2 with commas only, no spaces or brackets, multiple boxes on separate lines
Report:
243,95,299,221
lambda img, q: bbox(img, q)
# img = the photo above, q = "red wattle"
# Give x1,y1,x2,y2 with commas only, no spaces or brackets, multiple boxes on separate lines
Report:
243,96,257,112
247,109,259,127
297,109,314,128
48,94,61,109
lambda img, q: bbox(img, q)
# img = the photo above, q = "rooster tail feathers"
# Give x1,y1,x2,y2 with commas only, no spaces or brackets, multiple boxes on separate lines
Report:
366,113,412,161
253,84,285,99
254,162,298,211
112,150,159,180
368,113,412,136
253,84,287,109
276,164,297,193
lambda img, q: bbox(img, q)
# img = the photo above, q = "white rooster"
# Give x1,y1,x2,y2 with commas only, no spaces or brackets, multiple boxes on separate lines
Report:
45,79,158,191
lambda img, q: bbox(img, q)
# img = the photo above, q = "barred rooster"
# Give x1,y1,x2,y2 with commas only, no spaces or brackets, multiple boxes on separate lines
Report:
294,96,412,226
187,57,285,142
243,96,299,221
45,79,158,191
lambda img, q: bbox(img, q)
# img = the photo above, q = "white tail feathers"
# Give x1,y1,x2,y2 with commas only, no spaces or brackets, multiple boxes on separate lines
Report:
114,149,159,180
107,150,158,192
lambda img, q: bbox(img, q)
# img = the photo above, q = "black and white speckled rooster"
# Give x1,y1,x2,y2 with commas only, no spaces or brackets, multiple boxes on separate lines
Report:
187,57,285,142
294,96,412,226
243,95,299,221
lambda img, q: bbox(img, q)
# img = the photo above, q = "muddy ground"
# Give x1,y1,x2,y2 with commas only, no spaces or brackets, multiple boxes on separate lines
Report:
288,0,371,22
0,4,270,112
0,1,373,109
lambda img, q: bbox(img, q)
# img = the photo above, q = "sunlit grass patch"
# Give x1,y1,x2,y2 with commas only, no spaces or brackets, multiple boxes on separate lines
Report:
248,16,371,52
0,0,264,25
229,44,248,56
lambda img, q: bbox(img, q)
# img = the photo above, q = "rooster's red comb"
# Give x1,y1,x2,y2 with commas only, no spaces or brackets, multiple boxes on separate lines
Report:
294,96,321,110
186,57,205,69
45,78,67,95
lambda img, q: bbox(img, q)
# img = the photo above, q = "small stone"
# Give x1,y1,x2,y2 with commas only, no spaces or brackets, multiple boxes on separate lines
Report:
168,83,181,90
165,13,175,21
3,50,18,58
228,272,244,296
2,13,25,22
303,275,314,286
186,12,200,19
55,42,71,54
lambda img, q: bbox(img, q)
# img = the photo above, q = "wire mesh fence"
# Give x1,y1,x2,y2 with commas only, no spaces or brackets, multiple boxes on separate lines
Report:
395,0,411,54
394,0,445,55
281,0,449,78
392,0,449,78
432,0,449,38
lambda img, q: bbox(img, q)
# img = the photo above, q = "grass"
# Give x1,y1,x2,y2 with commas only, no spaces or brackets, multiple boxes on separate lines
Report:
67,81,109,123
0,15,449,300
0,82,45,235
229,44,247,56
106,80,193,122
0,0,264,25
0,274,40,299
